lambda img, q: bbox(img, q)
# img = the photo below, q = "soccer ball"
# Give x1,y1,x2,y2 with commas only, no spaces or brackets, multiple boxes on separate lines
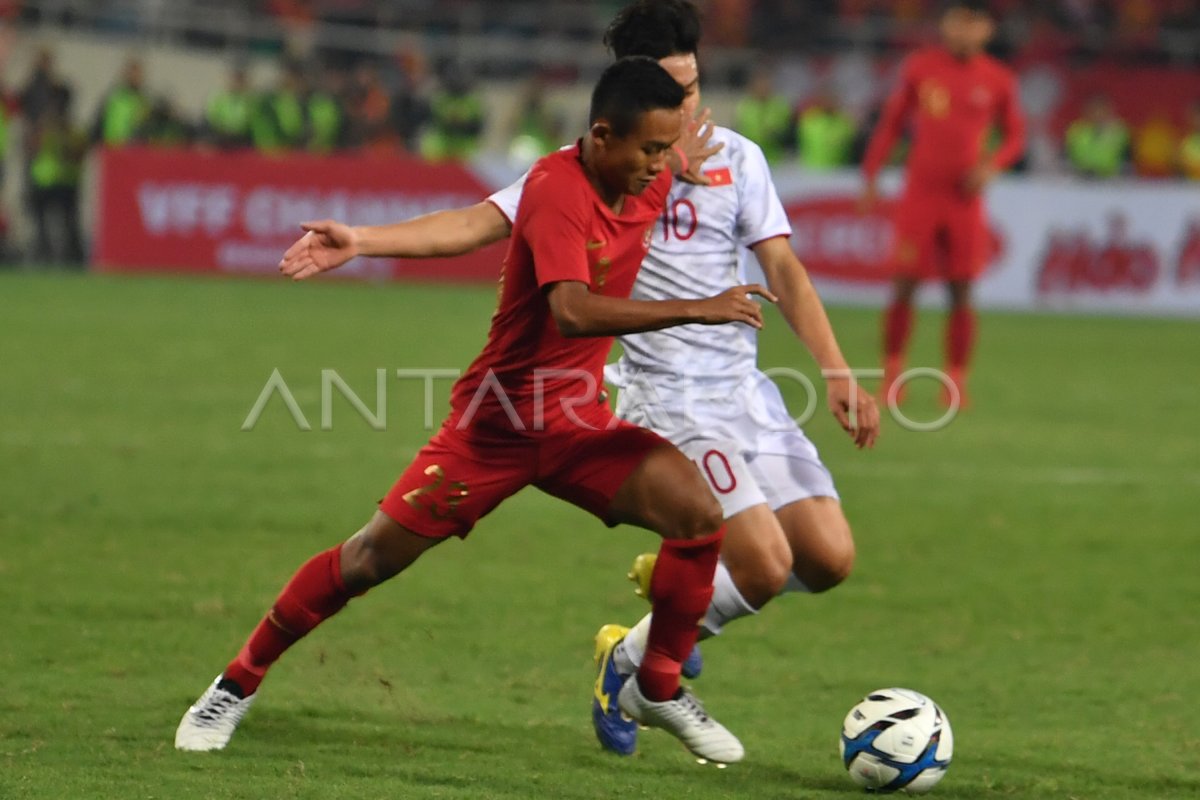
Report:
839,688,954,794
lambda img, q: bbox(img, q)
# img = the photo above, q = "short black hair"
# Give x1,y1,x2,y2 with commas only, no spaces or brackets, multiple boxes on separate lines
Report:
603,0,701,60
942,0,992,14
589,56,685,137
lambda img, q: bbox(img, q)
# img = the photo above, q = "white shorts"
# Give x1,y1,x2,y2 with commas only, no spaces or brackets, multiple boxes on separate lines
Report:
613,371,838,519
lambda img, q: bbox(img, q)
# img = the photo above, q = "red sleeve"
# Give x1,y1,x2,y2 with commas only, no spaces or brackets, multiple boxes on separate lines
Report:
519,169,591,288
988,70,1026,172
863,56,919,181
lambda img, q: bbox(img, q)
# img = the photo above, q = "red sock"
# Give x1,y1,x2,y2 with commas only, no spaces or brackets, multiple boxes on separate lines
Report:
223,544,357,695
883,300,914,361
638,528,724,702
945,306,976,373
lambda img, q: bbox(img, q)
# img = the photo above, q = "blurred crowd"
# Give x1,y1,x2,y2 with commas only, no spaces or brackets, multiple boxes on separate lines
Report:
0,47,567,264
11,1,1200,68
754,1,1200,63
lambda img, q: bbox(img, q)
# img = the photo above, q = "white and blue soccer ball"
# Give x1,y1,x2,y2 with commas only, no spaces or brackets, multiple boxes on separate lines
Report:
839,688,954,794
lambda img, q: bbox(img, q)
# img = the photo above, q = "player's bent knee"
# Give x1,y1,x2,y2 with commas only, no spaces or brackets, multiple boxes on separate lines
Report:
804,536,856,593
735,553,792,604
666,493,724,541
341,513,436,589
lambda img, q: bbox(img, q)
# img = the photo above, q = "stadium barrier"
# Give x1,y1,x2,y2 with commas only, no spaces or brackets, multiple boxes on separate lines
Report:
93,147,507,282
95,148,1200,316
766,171,1200,317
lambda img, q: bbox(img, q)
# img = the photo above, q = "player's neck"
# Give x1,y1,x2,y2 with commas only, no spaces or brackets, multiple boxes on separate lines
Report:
579,138,625,212
944,45,983,62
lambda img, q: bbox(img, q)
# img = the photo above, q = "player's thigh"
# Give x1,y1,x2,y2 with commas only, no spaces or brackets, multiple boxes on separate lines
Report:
944,199,989,282
541,424,722,540
379,433,534,541
892,197,941,279
719,502,794,601
677,437,792,591
774,496,855,592
747,443,853,590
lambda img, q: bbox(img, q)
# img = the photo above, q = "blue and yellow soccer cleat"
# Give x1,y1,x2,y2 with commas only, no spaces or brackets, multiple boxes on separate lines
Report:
627,554,705,680
592,624,638,755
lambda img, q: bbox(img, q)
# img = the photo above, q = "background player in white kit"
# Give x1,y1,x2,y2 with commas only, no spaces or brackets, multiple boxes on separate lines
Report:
278,0,879,758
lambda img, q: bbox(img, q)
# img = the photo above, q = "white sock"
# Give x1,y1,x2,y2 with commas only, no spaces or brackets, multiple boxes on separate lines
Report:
615,612,649,675
782,572,812,594
703,560,758,636
616,561,757,672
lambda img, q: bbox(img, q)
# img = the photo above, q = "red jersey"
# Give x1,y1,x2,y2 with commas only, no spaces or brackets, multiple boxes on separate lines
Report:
448,143,671,437
863,47,1025,195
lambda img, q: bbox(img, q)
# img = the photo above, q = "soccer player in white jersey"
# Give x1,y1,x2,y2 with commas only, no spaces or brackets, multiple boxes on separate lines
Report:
279,0,879,758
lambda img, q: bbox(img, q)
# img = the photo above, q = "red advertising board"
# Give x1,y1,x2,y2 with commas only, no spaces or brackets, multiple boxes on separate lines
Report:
94,147,507,282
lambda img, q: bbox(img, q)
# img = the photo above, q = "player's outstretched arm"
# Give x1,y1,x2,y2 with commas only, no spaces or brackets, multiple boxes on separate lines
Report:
278,202,512,281
545,281,777,338
753,236,879,449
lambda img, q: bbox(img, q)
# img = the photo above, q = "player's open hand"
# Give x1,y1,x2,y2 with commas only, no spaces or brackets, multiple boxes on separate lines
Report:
827,374,880,449
675,108,725,185
279,220,359,280
962,163,997,196
694,284,778,329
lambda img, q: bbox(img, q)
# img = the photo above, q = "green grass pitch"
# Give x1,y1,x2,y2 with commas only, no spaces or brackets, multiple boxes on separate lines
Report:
1,271,1197,799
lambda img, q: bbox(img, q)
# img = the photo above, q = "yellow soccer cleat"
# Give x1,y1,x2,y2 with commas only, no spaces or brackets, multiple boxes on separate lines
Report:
592,624,637,755
627,553,657,600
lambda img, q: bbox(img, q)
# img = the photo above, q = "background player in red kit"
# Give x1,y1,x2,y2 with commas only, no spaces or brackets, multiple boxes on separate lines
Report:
862,0,1025,407
175,57,773,764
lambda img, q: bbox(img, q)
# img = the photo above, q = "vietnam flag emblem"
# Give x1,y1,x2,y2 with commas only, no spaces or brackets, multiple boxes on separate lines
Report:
703,167,733,186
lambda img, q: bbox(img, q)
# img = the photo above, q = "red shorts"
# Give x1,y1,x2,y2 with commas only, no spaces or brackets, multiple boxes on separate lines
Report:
891,190,989,282
379,417,670,539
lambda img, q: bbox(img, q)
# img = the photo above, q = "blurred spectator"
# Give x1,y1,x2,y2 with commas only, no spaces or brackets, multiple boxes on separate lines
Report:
204,67,255,150
1179,102,1200,180
1065,94,1129,178
18,47,61,127
344,61,401,154
90,57,151,147
135,96,194,148
705,0,752,47
420,63,485,162
267,0,318,59
251,63,306,153
505,76,562,170
796,90,856,170
734,68,792,164
1131,108,1178,178
305,66,345,153
26,85,85,265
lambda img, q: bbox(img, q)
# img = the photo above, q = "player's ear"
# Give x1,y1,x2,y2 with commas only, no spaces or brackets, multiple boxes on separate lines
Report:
589,120,613,148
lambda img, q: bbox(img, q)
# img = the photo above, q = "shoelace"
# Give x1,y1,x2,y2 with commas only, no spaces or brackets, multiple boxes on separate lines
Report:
678,690,710,724
193,690,241,725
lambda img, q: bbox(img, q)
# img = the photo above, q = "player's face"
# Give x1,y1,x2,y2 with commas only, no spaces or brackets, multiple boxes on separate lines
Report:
658,53,701,119
594,107,683,196
940,9,994,57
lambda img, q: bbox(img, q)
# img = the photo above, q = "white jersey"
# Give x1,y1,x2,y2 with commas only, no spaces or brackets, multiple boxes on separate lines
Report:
486,127,791,393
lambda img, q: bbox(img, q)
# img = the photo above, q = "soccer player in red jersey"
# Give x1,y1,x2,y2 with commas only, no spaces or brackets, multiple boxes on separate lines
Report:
175,57,772,764
862,0,1025,407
